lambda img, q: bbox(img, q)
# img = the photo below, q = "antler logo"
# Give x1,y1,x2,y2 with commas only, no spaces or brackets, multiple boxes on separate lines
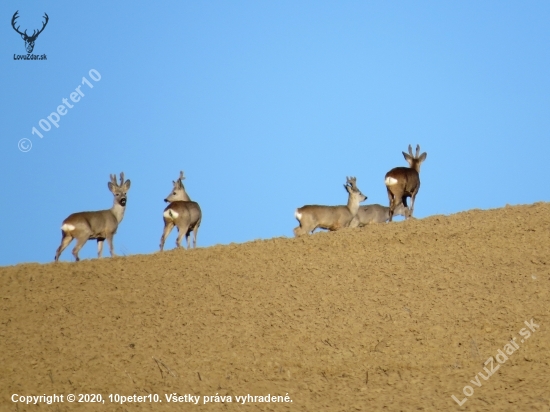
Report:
11,10,49,53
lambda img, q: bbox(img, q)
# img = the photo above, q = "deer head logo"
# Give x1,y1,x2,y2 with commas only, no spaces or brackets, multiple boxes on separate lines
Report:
11,11,49,54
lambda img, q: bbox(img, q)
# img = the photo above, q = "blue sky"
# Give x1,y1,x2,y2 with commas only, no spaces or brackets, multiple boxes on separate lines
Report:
1,1,549,265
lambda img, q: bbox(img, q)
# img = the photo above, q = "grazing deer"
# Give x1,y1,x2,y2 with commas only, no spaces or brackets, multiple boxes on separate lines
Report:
54,172,131,262
384,144,427,222
293,177,367,236
349,203,410,228
159,171,202,251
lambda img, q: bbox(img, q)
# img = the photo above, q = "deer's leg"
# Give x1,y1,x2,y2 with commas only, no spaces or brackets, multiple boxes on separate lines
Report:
294,218,312,236
176,224,190,248
192,224,199,248
387,188,396,222
106,235,116,257
97,238,104,258
390,194,405,222
55,232,73,262
72,235,89,262
293,218,304,237
307,222,318,234
401,195,410,219
186,229,192,249
409,191,418,217
160,221,174,251
298,213,316,236
294,220,311,236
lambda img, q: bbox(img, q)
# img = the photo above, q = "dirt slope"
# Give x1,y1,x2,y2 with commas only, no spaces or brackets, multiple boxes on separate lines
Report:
1,203,549,411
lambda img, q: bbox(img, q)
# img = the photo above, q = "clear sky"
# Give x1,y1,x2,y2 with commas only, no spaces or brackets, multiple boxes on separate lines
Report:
2,1,549,265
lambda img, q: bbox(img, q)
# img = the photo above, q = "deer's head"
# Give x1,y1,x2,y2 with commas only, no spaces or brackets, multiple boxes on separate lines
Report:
164,171,191,203
12,11,49,53
108,172,131,207
402,144,427,174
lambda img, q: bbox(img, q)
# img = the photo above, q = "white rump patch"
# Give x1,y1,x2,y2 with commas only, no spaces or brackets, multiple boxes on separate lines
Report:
61,223,75,232
385,177,398,186
164,209,178,219
295,210,302,220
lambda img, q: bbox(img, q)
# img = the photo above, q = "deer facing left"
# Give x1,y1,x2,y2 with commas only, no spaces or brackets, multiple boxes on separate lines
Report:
159,171,202,251
54,173,131,262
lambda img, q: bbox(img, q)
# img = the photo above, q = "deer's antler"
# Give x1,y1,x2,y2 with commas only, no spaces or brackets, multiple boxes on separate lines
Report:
32,13,49,38
11,11,26,37
11,11,49,40
346,176,358,190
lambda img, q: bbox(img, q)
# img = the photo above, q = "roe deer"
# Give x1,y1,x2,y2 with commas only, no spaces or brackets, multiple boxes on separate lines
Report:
349,203,410,228
384,144,427,222
54,172,131,262
159,171,202,251
293,177,367,236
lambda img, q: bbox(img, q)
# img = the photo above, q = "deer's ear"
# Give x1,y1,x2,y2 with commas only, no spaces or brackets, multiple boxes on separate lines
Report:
418,152,427,162
123,180,131,190
108,182,115,192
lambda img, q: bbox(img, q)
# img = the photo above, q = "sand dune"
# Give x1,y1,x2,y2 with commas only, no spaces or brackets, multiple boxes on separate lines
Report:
1,203,549,411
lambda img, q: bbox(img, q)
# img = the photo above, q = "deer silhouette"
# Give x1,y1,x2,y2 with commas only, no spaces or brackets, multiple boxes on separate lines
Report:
11,11,49,53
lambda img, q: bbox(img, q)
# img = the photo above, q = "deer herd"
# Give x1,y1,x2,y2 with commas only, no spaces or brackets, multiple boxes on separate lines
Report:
54,144,427,262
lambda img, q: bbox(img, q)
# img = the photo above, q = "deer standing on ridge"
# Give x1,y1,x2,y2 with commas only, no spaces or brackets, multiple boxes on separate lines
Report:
349,203,411,228
384,144,427,222
159,171,202,251
293,177,367,236
54,172,131,262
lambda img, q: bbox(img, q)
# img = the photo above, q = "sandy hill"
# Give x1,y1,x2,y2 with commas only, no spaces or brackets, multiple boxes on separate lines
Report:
1,203,549,411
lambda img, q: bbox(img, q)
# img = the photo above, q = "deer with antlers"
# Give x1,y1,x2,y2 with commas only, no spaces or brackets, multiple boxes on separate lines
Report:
159,171,202,251
293,177,367,236
54,173,131,262
11,11,49,54
384,144,427,222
